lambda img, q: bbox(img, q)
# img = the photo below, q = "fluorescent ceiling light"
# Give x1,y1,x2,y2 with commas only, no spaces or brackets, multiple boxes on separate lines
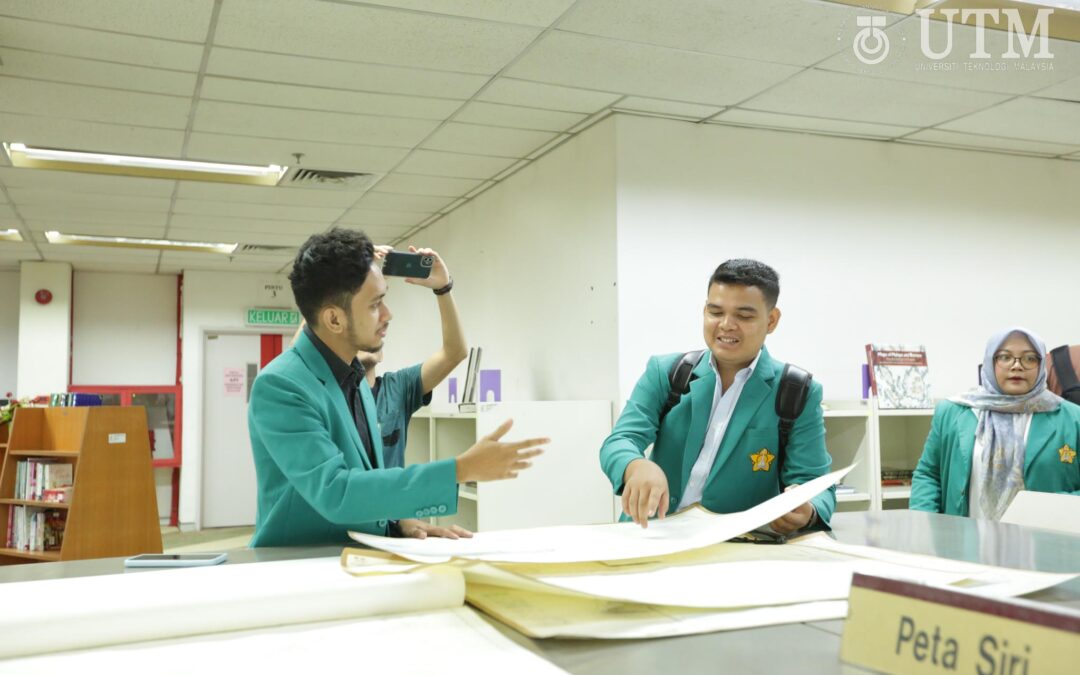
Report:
3,143,286,186
0,229,23,242
45,231,238,255
1013,1,1080,10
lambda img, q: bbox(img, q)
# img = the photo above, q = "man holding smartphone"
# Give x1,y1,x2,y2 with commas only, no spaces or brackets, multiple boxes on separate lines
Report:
249,227,547,546
599,259,835,534
292,244,465,471
365,244,464,470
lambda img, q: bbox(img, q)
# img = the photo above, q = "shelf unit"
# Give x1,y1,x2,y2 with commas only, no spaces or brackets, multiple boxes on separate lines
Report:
405,401,614,531
823,398,935,511
0,406,163,564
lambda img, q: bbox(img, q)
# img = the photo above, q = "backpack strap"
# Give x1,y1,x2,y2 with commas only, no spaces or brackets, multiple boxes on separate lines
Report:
1050,345,1080,405
659,350,706,425
774,364,813,483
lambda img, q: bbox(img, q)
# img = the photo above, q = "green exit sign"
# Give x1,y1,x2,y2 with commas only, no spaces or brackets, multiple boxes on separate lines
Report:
246,308,300,327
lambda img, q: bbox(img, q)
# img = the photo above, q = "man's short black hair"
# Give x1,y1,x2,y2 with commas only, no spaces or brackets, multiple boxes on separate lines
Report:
709,259,780,308
290,227,375,326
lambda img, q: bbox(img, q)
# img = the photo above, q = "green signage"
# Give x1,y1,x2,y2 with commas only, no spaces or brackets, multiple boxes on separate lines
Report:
246,308,300,327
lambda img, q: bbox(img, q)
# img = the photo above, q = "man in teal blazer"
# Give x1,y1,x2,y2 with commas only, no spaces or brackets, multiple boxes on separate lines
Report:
249,228,546,547
600,259,835,533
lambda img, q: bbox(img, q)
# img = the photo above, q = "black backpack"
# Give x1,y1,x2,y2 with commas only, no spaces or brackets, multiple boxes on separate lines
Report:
1049,345,1080,405
658,350,813,482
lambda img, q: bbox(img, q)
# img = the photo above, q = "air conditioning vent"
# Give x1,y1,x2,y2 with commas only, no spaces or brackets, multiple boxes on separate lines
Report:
280,167,378,190
238,243,295,254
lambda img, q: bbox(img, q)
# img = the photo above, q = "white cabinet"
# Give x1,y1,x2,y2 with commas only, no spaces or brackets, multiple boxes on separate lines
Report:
824,399,935,512
405,401,615,531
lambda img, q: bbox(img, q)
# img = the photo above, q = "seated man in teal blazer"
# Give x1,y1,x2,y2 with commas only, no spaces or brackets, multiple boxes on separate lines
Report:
599,259,835,533
249,228,547,547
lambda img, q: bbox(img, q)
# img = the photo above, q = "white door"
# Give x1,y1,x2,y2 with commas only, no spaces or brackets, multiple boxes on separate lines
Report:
202,333,261,528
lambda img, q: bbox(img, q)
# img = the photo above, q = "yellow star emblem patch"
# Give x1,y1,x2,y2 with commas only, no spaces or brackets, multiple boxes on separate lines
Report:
750,448,775,472
1060,445,1076,464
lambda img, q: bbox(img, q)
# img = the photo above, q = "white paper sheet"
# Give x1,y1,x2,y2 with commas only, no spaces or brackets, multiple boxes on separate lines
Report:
466,583,849,639
0,557,464,660
352,464,853,563
0,607,567,675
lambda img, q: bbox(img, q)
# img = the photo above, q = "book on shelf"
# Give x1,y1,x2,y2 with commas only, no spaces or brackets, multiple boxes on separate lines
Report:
5,505,66,552
835,484,857,495
14,460,73,501
864,344,933,409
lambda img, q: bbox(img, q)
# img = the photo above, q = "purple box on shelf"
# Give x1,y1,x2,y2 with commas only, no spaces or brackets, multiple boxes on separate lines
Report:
448,377,458,403
479,369,501,403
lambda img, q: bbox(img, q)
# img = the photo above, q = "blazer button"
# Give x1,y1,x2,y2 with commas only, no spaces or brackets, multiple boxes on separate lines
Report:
377,519,387,528
415,510,423,518
438,505,447,514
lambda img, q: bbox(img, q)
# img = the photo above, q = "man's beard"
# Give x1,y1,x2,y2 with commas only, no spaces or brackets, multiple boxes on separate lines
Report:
345,311,381,354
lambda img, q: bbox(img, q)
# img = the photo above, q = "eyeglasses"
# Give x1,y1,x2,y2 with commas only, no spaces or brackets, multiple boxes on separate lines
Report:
993,352,1041,370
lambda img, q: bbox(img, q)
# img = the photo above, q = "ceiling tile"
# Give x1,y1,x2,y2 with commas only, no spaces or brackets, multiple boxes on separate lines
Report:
711,109,917,139
817,18,1080,96
0,168,177,197
353,192,454,213
395,150,515,179
454,101,586,132
0,112,186,157
171,199,345,223
1035,74,1080,103
478,78,621,113
505,31,802,106
17,206,169,227
339,0,575,26
0,0,215,41
939,97,1080,145
421,122,557,157
0,48,197,97
185,132,408,174
40,246,162,264
375,173,482,197
560,0,881,67
614,97,722,120
0,17,205,70
338,209,430,227
214,0,540,74
0,204,14,219
191,100,439,147
168,214,329,236
740,69,1010,127
206,48,488,99
175,182,363,208
6,188,172,213
198,77,461,120
0,76,191,128
902,129,1080,156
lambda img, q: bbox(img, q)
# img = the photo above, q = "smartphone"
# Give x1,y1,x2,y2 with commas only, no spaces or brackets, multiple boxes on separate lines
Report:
382,250,433,279
124,553,228,568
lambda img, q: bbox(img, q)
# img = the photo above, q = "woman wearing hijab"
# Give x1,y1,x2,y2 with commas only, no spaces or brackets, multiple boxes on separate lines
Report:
910,327,1080,519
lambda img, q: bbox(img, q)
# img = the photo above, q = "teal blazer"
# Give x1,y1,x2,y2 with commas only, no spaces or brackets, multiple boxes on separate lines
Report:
599,347,836,526
248,331,458,547
910,400,1080,516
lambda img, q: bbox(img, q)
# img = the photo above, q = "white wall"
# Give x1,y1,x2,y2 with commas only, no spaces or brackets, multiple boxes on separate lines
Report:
16,262,71,398
380,118,621,405
179,270,294,527
0,270,19,397
613,115,1080,402
71,271,177,385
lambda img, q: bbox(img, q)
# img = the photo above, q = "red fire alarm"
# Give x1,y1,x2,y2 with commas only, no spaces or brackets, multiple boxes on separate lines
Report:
34,289,53,305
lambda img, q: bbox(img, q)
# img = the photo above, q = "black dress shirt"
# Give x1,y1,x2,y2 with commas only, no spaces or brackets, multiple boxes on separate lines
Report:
304,325,377,467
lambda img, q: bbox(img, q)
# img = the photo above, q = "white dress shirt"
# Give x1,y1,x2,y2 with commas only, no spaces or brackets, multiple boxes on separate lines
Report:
677,351,761,510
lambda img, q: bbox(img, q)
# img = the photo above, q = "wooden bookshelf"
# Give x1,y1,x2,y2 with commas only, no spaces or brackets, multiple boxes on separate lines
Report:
0,406,163,565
